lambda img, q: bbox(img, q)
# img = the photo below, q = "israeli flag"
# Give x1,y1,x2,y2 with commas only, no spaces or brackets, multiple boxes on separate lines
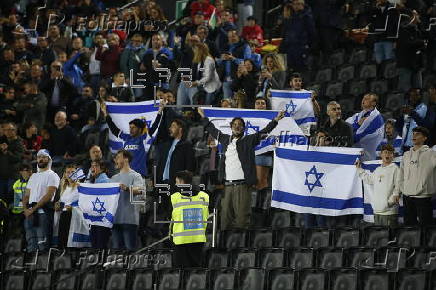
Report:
272,145,363,216
346,108,385,161
270,89,317,133
376,136,403,157
202,107,307,155
78,183,121,228
69,168,86,182
68,200,91,248
106,100,159,153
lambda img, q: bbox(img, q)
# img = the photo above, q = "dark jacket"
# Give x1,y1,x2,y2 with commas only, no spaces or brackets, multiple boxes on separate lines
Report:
40,77,77,115
322,119,354,147
14,92,47,130
200,117,279,186
310,0,346,29
157,139,195,185
149,107,183,144
110,86,135,102
368,3,399,41
0,136,24,180
48,125,77,157
231,70,259,107
280,6,316,49
95,45,123,78
396,23,426,70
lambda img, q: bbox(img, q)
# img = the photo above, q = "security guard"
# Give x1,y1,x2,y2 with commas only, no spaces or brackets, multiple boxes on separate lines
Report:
12,163,32,214
171,170,209,268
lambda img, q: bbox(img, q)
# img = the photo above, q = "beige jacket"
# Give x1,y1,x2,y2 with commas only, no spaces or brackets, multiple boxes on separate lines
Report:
395,145,436,198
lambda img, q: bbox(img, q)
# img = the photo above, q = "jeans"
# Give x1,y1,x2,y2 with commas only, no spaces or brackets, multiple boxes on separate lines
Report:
112,224,138,250
24,212,51,252
374,41,395,64
397,67,422,92
222,81,233,99
176,82,198,105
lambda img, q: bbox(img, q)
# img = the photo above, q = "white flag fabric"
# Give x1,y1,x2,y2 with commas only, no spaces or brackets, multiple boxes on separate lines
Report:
270,89,317,133
78,183,120,228
272,145,363,216
346,108,385,161
68,200,91,248
202,107,307,155
106,100,159,153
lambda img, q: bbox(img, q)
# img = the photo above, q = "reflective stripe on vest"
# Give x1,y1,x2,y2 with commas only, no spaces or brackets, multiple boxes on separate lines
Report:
12,180,26,214
171,191,209,245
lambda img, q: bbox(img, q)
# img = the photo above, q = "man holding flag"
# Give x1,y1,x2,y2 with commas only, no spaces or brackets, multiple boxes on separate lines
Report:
198,107,285,229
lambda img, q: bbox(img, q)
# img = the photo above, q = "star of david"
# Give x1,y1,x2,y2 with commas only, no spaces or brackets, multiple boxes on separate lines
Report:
304,165,324,193
285,100,297,116
244,121,259,135
138,117,151,129
92,197,106,214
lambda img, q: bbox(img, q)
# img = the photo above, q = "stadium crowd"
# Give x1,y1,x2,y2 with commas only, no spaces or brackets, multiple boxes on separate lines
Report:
0,0,436,259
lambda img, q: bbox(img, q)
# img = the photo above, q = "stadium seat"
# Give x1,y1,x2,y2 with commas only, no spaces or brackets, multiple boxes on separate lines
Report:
395,269,427,290
359,64,377,79
154,249,173,270
329,269,357,290
347,79,367,97
130,269,154,290
316,248,343,270
384,93,404,113
369,79,388,96
2,252,24,272
270,210,291,228
338,96,356,115
293,213,305,228
231,249,257,270
249,229,273,248
393,226,421,248
105,271,126,290
288,248,314,270
53,271,77,290
325,82,344,99
337,64,355,83
333,227,360,248
424,226,436,247
274,227,302,248
79,272,100,290
157,269,182,290
105,252,127,270
344,247,375,269
329,50,345,67
305,228,331,249
363,226,390,248
4,272,27,290
298,269,326,290
206,249,230,269
267,268,295,290
209,268,236,290
350,48,367,64
221,230,248,249
182,268,208,290
305,84,322,97
360,270,392,290
31,273,51,290
430,269,436,290
258,248,286,269
315,67,333,84
3,238,22,253
376,247,407,271
237,268,266,290
408,248,436,270
382,60,397,79
53,253,73,271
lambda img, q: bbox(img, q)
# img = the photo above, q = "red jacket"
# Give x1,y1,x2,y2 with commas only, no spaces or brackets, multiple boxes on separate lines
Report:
242,25,264,45
190,1,216,20
95,45,123,78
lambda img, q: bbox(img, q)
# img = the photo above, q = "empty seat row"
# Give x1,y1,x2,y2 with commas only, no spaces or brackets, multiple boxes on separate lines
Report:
4,267,436,290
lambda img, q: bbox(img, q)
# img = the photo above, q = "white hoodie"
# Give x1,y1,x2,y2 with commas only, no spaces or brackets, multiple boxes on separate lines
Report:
395,145,436,198
358,163,399,215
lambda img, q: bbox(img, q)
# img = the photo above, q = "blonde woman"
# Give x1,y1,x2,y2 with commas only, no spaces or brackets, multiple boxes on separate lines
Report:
258,53,286,97
189,42,222,105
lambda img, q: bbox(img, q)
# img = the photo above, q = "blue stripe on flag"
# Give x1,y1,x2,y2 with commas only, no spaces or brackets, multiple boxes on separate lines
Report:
83,212,114,223
204,109,278,119
273,190,363,210
275,147,358,165
295,117,317,125
364,203,374,215
78,186,119,195
277,135,308,145
107,104,158,114
72,233,90,243
355,114,384,143
270,91,311,99
71,200,79,207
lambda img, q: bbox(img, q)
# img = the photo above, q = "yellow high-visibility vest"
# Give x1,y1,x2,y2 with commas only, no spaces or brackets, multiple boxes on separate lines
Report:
12,179,27,214
171,191,209,245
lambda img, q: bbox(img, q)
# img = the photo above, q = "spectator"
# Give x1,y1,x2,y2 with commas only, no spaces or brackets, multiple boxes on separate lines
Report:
279,0,316,74
322,101,353,147
88,33,106,92
0,47,15,78
102,104,151,177
48,111,77,162
171,170,209,268
196,25,219,58
427,84,436,146
397,12,426,92
241,16,264,46
257,53,286,98
62,49,87,91
10,163,32,233
214,9,238,53
110,72,135,102
13,37,34,61
23,149,60,252
356,144,400,226
232,59,259,108
21,122,43,161
48,25,70,54
197,108,284,229
190,0,216,20
96,33,123,84
0,86,17,123
0,122,24,202
394,126,436,226
111,150,144,250
29,63,45,86
176,34,200,106
34,37,56,69
14,82,47,130
217,29,251,99
376,119,403,157
69,85,95,130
